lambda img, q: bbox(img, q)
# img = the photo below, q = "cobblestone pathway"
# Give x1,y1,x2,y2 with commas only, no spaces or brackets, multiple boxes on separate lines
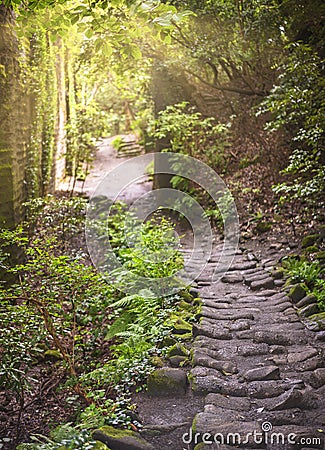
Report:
185,241,325,450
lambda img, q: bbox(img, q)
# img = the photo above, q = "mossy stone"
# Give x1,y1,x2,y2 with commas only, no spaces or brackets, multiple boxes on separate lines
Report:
150,356,164,367
180,290,194,303
296,294,317,308
288,284,307,304
93,426,154,450
94,441,111,449
298,303,319,317
308,312,325,330
180,332,193,341
303,245,318,254
172,318,192,335
167,343,189,358
316,250,325,261
193,298,201,307
169,355,187,367
255,221,272,233
178,300,194,311
271,269,285,279
301,234,320,248
159,336,177,348
44,349,63,360
147,368,188,396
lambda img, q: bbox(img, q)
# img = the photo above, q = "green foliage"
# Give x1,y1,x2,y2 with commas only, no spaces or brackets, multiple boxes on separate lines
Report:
0,196,193,446
282,256,325,311
111,136,123,150
0,297,45,400
152,102,229,171
282,257,322,288
0,196,113,402
259,43,325,213
16,423,97,450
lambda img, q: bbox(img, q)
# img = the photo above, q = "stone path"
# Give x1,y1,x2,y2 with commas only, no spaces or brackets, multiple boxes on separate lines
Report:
186,242,325,450
58,135,151,202
65,139,324,449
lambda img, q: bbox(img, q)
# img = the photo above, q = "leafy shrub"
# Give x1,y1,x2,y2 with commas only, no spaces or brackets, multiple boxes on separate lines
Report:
152,102,229,172
1,195,192,445
258,43,324,216
282,256,324,311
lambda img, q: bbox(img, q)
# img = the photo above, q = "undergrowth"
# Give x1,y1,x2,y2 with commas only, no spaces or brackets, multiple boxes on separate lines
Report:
0,195,196,449
282,256,325,311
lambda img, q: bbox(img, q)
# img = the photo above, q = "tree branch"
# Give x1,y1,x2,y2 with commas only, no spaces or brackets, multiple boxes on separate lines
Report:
185,68,267,96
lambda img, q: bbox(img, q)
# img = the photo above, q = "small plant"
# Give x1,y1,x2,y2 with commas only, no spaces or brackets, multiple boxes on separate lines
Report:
152,102,229,171
282,256,324,311
282,257,322,288
16,423,97,450
111,136,123,151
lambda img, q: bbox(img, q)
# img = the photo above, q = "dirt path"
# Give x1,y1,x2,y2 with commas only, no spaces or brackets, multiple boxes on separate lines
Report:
58,135,152,202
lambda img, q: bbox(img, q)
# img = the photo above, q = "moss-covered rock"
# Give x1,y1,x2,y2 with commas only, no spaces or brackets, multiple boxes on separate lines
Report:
150,356,164,367
301,234,320,248
180,290,194,303
303,245,319,254
167,343,189,358
288,284,307,304
178,300,194,311
270,268,285,279
159,336,177,348
316,250,325,262
94,441,111,449
169,355,187,367
307,312,325,331
44,349,63,360
147,368,188,396
296,294,318,308
172,318,192,335
179,332,193,341
93,426,154,450
255,221,272,233
298,303,319,317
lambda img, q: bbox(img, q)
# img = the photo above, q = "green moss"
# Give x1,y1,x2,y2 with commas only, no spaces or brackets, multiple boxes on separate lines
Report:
93,425,154,450
172,318,192,335
93,441,110,449
147,368,188,396
179,290,194,303
288,283,307,303
178,300,194,311
301,234,320,248
179,332,192,341
316,250,325,261
44,349,63,360
160,336,177,347
308,312,325,330
150,356,164,367
255,221,272,233
95,426,136,440
167,343,189,358
303,245,318,254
